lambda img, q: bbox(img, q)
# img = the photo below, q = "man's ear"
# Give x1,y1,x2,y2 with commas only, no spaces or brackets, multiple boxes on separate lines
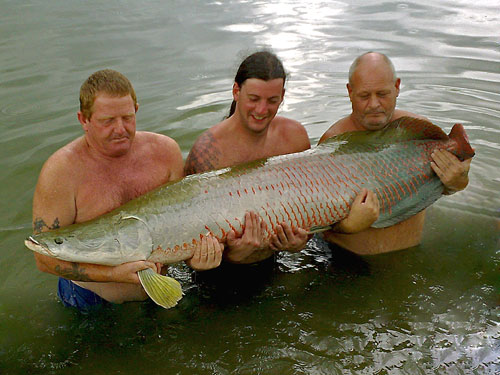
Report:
395,78,401,97
77,111,89,131
347,83,353,100
232,82,241,101
135,103,139,112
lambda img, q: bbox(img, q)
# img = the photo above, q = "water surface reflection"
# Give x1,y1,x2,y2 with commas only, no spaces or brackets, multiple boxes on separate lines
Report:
0,0,498,374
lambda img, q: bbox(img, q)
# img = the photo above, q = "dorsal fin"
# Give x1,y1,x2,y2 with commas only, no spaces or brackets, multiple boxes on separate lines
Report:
321,116,449,146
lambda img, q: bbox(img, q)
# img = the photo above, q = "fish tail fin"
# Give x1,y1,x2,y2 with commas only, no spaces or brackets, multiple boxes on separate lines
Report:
448,123,475,161
137,268,183,309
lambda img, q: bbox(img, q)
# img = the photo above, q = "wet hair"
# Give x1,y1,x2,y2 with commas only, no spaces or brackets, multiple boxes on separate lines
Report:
348,52,397,85
228,51,286,117
79,69,137,120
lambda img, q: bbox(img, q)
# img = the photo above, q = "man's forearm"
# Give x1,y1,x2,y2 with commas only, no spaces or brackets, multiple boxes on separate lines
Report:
34,253,112,282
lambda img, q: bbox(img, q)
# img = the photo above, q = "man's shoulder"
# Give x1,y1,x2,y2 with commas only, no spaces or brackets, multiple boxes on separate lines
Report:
318,116,351,143
36,138,85,194
134,131,181,157
272,116,310,151
392,110,428,121
184,128,221,175
136,131,178,148
273,116,304,131
272,116,308,137
134,132,183,179
44,137,85,171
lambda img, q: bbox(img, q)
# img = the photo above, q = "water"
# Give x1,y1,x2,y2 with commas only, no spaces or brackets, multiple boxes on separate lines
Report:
0,0,499,373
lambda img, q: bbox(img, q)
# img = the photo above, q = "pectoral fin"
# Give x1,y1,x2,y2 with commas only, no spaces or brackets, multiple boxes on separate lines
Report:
308,225,332,234
137,268,183,309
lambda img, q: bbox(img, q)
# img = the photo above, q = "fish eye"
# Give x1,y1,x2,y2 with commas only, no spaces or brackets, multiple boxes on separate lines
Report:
54,237,64,245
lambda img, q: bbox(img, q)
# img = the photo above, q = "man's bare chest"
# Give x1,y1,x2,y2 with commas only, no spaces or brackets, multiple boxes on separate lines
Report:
74,165,166,222
223,141,286,167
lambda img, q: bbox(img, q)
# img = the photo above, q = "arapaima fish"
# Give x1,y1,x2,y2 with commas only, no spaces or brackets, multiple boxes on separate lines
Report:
25,117,475,308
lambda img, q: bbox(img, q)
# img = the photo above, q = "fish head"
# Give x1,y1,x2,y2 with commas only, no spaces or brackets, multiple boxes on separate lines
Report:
24,223,110,260
24,215,154,266
24,229,78,259
25,235,55,256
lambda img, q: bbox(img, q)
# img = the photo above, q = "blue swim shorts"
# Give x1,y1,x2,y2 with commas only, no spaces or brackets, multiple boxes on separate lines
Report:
57,277,107,311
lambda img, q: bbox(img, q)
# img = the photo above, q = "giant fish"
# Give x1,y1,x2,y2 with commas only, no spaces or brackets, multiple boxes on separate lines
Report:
25,117,475,308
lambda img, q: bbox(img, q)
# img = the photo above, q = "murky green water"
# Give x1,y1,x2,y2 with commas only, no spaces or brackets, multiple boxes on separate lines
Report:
0,1,499,374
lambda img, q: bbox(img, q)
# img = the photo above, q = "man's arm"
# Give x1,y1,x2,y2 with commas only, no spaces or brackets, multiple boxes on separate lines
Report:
32,154,157,284
156,134,184,181
184,130,221,175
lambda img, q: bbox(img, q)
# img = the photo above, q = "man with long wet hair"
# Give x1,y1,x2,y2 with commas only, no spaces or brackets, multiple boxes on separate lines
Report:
185,51,377,264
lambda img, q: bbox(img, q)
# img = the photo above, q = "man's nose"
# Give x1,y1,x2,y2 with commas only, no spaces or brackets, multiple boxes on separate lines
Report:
367,95,380,109
255,100,268,114
113,118,127,135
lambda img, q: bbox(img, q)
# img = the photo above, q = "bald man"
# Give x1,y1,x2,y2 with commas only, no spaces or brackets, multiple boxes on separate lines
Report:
319,52,471,255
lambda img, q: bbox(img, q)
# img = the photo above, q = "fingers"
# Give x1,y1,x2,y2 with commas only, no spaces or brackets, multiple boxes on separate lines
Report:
241,211,266,245
205,236,223,268
351,189,379,213
244,211,255,237
430,161,443,179
245,211,264,239
277,223,291,243
185,235,224,271
113,260,157,284
205,236,223,263
365,190,380,213
352,188,367,205
154,262,163,274
431,149,470,193
432,149,464,175
271,222,309,252
336,189,380,233
432,149,454,167
226,229,236,246
142,260,158,273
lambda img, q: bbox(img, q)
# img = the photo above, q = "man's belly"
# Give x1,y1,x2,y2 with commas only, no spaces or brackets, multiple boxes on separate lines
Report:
323,211,426,255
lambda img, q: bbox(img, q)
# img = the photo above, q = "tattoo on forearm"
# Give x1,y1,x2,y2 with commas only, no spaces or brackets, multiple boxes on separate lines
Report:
184,131,220,175
55,263,92,281
33,217,60,234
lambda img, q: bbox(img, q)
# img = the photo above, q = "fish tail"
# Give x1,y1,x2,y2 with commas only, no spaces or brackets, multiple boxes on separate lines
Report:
448,124,475,161
137,268,183,309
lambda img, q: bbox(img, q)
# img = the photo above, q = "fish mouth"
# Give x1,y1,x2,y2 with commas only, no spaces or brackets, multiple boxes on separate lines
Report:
24,236,55,256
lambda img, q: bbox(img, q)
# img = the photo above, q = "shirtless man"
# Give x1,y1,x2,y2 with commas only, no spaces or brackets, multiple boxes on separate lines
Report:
32,69,223,310
185,51,378,264
319,52,471,255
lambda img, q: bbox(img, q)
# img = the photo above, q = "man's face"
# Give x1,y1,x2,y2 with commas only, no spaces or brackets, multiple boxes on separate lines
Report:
348,63,400,131
78,93,138,157
233,78,284,134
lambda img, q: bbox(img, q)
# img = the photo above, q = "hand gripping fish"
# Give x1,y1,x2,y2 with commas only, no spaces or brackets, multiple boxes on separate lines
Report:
25,117,475,308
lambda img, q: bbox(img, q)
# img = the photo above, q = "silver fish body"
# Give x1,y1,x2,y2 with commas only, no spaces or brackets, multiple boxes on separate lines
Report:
25,117,475,267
